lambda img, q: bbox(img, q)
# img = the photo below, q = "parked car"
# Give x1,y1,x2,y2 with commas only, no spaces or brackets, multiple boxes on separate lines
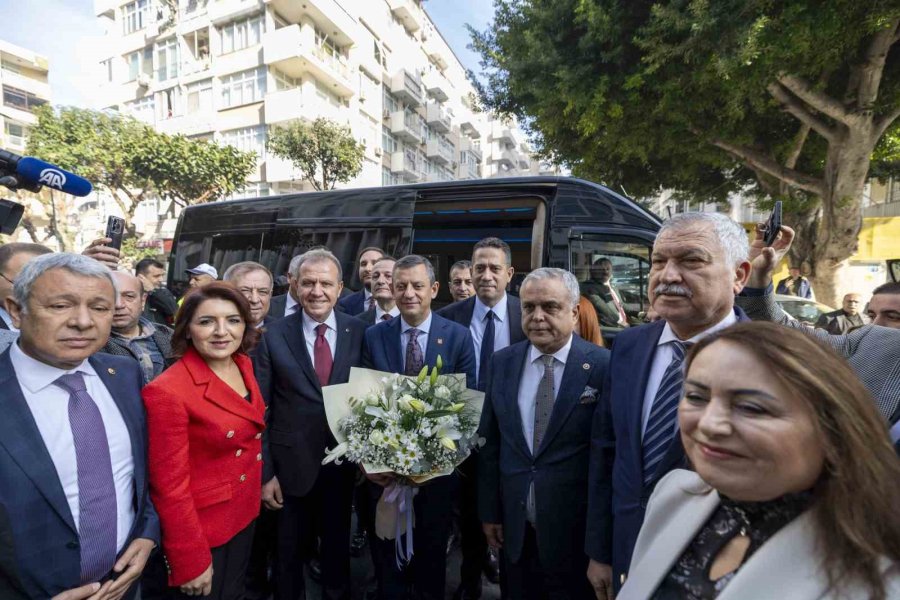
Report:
774,294,835,325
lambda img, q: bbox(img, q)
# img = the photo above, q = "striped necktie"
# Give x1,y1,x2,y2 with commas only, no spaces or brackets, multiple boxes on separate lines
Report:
642,341,690,486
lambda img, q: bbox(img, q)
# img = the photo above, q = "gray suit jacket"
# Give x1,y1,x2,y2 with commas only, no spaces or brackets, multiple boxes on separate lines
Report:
736,291,900,424
620,470,900,600
0,330,16,354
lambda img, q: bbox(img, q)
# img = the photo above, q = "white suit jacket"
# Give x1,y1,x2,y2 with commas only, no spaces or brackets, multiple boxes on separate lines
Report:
619,469,900,600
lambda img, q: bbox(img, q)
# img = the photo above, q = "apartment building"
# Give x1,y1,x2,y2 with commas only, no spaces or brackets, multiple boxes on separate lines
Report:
0,40,50,154
94,0,554,199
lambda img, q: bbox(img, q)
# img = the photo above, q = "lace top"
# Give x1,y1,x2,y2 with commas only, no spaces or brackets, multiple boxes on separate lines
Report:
651,491,812,599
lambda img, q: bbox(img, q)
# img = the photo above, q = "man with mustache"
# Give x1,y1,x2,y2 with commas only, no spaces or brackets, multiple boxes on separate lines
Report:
584,212,752,597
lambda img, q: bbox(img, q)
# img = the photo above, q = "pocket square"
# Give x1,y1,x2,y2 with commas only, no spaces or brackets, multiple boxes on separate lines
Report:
579,386,599,404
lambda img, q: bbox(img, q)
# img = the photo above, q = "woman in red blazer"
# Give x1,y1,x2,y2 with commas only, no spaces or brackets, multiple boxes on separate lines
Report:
143,282,265,599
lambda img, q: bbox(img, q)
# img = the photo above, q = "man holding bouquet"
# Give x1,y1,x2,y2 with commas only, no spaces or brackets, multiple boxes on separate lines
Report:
478,268,610,599
255,248,368,600
363,254,476,600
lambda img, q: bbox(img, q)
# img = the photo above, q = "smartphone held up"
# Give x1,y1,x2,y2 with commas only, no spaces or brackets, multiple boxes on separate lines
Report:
763,201,782,247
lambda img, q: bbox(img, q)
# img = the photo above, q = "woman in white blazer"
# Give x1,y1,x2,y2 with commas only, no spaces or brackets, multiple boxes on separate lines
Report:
619,322,900,600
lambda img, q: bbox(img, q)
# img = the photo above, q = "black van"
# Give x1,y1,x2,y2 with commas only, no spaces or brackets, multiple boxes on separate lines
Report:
169,176,661,338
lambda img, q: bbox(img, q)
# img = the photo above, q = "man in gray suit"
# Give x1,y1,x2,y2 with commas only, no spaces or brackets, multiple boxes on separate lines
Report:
738,224,900,426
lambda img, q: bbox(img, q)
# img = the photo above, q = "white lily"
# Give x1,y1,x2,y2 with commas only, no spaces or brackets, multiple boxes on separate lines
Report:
322,442,349,465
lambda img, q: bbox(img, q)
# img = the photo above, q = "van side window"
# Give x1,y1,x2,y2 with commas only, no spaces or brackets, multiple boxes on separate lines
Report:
571,239,651,331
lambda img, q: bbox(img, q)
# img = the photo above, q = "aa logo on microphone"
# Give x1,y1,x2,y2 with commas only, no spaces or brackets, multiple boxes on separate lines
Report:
38,168,67,190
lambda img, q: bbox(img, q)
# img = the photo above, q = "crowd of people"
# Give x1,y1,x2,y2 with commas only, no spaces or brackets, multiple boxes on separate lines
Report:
0,210,898,600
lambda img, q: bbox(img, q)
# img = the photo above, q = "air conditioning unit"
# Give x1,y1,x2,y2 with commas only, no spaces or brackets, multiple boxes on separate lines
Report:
374,147,383,157
136,74,151,88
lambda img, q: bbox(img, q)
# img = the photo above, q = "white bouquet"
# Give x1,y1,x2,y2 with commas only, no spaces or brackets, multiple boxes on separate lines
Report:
321,358,484,564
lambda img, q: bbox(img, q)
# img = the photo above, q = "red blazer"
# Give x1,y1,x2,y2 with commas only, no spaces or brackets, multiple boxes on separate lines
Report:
142,347,266,586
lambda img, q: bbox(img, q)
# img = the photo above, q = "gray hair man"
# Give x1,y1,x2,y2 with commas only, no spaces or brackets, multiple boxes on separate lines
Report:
479,267,610,599
223,261,275,328
101,271,173,386
586,211,753,595
0,253,159,598
448,260,475,303
0,242,52,331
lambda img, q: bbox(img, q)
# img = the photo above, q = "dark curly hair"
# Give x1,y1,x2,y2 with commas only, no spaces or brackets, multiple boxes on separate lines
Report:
171,282,260,358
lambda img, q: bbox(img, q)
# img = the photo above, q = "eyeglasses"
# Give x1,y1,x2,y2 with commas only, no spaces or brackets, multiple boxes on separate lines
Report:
0,272,13,285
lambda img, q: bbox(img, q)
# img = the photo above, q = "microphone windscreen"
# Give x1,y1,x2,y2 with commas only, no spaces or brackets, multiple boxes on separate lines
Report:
16,157,93,197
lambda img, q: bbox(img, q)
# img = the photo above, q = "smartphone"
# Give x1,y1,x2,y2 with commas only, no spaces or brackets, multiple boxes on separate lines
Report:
104,216,126,250
764,201,782,247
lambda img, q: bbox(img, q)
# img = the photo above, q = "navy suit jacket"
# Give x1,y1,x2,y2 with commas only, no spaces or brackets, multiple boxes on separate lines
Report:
478,336,609,566
0,349,160,599
585,307,750,585
363,312,477,390
337,289,367,316
437,295,527,346
255,310,368,497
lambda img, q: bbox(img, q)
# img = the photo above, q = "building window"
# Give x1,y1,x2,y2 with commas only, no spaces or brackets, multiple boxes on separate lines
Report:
0,60,21,75
273,69,299,91
122,0,150,35
155,38,179,81
229,181,270,200
220,67,267,108
314,77,343,108
126,47,153,82
186,79,213,113
4,122,26,148
125,96,155,122
220,14,264,54
382,125,397,154
2,86,47,113
156,87,182,120
221,125,266,161
382,85,398,114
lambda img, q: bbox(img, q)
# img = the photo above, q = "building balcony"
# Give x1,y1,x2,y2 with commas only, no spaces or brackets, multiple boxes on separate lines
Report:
208,0,264,25
266,0,360,46
493,148,517,168
390,68,424,107
390,109,422,144
155,111,216,136
391,149,423,180
491,123,516,146
426,138,454,166
425,102,451,133
422,70,449,102
459,137,482,160
265,87,345,124
387,0,422,33
94,0,117,17
459,117,480,139
0,71,51,101
518,153,530,169
263,25,354,98
424,38,449,70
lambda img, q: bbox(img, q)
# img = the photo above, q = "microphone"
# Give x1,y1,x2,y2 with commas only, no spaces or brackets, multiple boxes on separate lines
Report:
0,149,93,197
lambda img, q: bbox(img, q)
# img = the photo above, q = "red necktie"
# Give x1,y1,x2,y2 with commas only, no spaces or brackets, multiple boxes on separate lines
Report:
314,323,333,386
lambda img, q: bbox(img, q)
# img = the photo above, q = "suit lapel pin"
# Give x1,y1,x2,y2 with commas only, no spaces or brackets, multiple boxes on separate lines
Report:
582,363,590,370
107,367,116,375
437,338,444,345
345,328,350,333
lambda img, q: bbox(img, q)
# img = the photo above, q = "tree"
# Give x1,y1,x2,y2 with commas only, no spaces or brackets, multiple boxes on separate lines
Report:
266,117,365,191
470,1,900,306
26,106,256,233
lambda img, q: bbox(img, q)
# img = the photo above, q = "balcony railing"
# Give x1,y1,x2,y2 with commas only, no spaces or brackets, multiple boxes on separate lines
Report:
312,45,350,80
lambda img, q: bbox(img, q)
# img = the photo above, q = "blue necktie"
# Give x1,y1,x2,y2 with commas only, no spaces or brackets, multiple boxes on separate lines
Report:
642,341,689,487
478,310,495,391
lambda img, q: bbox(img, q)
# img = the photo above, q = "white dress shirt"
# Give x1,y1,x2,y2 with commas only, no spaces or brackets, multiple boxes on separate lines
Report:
400,312,432,372
471,294,511,376
517,335,573,522
375,304,400,322
10,343,136,552
284,294,300,317
302,309,337,363
0,307,17,331
640,311,738,437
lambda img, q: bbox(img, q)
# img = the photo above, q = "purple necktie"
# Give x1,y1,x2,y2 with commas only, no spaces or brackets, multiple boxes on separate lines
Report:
54,372,117,584
367,296,376,311
405,328,424,376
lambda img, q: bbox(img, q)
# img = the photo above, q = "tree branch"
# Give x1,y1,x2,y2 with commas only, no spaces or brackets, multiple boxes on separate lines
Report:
777,75,851,125
785,124,811,170
767,83,837,143
706,136,826,196
875,103,900,139
855,17,899,111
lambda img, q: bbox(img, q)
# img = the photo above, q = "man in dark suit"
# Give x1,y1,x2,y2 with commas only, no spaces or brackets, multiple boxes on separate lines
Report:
815,293,865,334
358,257,398,326
363,254,476,600
337,247,385,316
480,268,610,599
269,255,304,320
224,261,276,329
580,258,630,328
775,265,813,298
585,212,752,595
0,252,159,600
134,258,178,328
439,237,524,599
0,242,51,331
256,248,367,600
